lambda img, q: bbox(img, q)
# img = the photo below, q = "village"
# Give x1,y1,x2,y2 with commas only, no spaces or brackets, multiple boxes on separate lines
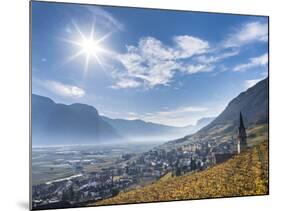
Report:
32,133,240,209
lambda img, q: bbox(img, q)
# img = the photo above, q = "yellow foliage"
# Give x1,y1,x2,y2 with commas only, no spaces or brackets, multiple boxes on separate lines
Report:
91,141,268,206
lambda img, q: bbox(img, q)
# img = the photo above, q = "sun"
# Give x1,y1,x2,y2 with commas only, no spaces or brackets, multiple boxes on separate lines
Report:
80,37,103,56
63,21,112,74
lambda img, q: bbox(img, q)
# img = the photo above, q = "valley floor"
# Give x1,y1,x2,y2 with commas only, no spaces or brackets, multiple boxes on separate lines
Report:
92,140,268,206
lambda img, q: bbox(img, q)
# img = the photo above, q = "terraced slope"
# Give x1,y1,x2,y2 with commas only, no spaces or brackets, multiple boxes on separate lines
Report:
93,141,268,206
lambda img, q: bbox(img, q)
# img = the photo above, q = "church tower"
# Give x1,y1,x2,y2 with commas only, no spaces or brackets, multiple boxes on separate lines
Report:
237,112,247,154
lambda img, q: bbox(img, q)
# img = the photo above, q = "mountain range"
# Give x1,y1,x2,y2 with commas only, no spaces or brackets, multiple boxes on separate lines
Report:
101,116,213,142
32,94,121,145
32,77,268,146
32,94,213,145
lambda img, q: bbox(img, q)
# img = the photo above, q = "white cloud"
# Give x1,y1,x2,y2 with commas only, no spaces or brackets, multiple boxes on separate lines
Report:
99,102,227,127
111,78,141,89
223,21,268,48
182,64,214,74
109,21,267,89
43,80,86,98
138,37,175,60
156,106,208,116
196,50,239,64
113,36,211,89
245,78,265,89
142,102,228,126
85,6,124,31
124,112,142,120
173,35,209,58
233,53,268,72
120,106,209,126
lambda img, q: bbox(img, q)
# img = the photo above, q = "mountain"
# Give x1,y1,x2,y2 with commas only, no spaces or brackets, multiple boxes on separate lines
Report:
199,77,268,134
101,116,214,142
164,77,268,147
32,94,121,145
32,94,215,145
196,117,215,128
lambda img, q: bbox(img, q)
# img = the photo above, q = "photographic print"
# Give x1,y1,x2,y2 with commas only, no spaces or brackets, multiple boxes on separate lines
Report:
30,1,269,210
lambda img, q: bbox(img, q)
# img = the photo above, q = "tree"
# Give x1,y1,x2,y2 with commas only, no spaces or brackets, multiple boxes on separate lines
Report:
69,186,75,201
112,188,120,196
62,190,69,201
190,157,197,171
175,159,181,176
175,166,181,176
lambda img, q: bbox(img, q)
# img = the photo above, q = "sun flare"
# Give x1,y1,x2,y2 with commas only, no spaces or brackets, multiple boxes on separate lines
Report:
80,37,103,56
64,21,112,74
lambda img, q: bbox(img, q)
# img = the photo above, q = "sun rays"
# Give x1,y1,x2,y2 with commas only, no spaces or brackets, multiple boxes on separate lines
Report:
63,21,112,75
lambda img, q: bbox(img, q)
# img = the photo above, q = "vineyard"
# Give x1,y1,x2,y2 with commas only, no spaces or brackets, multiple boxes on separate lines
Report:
93,141,268,206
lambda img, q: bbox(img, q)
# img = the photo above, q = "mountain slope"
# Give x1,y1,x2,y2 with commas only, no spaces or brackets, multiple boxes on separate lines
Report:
101,116,214,141
94,140,268,205
32,94,121,145
196,117,215,129
167,77,268,147
201,77,268,134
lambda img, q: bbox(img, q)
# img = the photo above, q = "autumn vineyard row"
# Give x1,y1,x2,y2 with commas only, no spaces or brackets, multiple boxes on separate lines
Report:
93,141,268,206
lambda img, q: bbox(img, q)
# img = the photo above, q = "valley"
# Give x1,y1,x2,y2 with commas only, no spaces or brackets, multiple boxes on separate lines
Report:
31,78,269,210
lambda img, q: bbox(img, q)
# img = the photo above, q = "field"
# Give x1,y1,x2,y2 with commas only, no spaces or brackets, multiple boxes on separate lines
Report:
32,142,158,185
94,140,268,205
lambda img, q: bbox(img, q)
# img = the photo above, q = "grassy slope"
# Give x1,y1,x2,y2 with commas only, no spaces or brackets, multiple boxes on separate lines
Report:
93,140,268,206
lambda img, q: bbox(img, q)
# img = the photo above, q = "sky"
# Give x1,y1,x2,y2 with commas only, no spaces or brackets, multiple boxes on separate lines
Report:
31,1,269,127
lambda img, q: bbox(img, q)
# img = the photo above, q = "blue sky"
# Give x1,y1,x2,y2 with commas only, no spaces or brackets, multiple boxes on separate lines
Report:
31,2,268,127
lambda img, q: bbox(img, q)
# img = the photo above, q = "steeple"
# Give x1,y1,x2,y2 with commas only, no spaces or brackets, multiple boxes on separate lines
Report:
239,111,244,129
237,111,247,154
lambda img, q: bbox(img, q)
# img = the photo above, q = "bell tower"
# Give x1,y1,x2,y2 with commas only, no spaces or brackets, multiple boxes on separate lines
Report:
237,112,247,154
